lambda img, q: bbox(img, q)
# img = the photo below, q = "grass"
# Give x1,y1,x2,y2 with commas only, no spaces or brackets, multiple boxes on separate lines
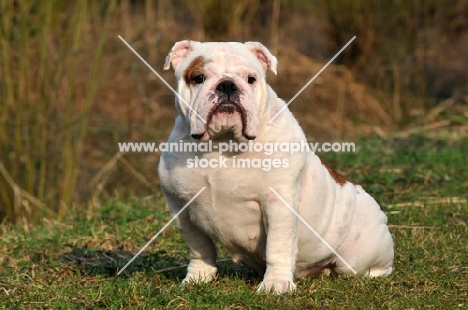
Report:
0,134,467,309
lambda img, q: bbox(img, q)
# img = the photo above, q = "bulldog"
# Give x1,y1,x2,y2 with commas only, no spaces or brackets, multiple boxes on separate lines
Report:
158,41,394,293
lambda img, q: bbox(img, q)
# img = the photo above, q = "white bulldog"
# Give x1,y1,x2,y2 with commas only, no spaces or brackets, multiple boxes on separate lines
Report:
158,41,394,293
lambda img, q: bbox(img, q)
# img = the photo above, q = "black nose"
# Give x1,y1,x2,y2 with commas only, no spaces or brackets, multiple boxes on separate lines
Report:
216,81,238,97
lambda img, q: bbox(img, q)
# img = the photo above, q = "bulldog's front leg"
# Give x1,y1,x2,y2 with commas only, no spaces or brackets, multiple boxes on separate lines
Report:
165,194,218,283
257,189,299,294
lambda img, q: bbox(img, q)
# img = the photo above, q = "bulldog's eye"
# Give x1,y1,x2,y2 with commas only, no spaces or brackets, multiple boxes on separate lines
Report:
247,76,256,84
191,75,205,85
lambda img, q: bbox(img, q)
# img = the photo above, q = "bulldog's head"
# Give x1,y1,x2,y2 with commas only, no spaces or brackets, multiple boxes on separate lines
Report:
164,41,278,141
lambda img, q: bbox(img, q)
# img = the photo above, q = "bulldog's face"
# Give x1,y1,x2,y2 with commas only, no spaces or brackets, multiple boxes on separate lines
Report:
164,41,278,141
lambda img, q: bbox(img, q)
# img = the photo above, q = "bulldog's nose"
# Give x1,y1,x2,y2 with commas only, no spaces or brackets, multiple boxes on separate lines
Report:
216,81,238,97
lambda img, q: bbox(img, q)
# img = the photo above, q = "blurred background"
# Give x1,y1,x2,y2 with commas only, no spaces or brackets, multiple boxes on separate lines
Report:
1,0,467,225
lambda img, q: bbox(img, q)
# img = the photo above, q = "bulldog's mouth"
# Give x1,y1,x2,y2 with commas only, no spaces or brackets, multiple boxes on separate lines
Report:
207,100,247,136
191,100,255,141
215,101,241,114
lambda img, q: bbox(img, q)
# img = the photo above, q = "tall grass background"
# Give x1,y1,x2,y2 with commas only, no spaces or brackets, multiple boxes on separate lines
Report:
1,0,467,225
0,1,116,225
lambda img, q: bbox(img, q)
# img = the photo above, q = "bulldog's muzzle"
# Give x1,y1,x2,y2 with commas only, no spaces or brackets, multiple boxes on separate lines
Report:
189,78,257,141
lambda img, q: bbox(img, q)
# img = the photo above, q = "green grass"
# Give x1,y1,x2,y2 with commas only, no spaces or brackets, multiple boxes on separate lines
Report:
1,135,467,309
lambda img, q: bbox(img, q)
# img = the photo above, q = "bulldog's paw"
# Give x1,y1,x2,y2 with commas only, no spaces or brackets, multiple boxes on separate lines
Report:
182,266,217,284
256,277,296,294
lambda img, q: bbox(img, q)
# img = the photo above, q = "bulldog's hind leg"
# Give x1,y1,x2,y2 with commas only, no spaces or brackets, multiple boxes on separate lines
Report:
332,196,394,277
331,231,394,277
165,195,218,283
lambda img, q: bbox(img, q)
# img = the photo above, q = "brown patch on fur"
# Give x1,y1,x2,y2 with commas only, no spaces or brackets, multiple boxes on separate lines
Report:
320,158,348,186
183,56,206,84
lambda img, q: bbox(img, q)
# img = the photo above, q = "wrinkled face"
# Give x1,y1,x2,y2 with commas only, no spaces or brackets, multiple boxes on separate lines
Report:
165,42,277,141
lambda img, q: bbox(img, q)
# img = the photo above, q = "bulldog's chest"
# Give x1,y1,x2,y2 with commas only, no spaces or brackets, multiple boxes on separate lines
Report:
191,191,264,247
161,150,269,195
160,152,267,252
193,176,266,254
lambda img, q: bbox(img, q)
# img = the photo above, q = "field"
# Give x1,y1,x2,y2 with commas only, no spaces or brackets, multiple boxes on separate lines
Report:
1,134,467,309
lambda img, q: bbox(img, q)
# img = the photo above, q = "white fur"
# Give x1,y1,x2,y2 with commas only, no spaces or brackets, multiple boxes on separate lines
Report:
158,41,394,294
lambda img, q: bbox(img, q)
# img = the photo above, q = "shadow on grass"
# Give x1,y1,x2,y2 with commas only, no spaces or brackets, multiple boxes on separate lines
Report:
57,246,260,282
57,246,187,279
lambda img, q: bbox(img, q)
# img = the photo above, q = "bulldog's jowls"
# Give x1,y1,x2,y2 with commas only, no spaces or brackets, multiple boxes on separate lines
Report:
158,41,394,293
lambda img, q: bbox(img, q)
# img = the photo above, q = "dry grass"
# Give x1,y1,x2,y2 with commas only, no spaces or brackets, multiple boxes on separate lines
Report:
0,1,117,224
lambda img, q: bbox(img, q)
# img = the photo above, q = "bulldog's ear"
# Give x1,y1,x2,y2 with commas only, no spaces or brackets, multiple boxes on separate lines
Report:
244,42,278,75
164,40,201,71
